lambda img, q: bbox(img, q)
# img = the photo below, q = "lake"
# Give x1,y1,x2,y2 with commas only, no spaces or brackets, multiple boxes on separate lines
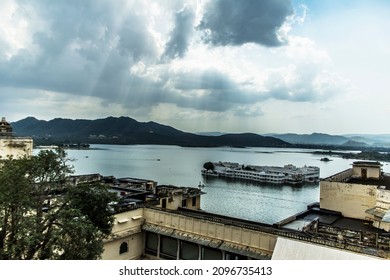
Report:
43,145,390,224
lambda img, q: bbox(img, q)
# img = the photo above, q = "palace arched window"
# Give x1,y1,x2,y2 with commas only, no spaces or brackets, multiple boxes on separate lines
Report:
119,242,128,254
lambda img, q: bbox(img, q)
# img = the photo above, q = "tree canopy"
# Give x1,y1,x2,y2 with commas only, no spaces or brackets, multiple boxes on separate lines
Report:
203,161,215,171
0,149,117,259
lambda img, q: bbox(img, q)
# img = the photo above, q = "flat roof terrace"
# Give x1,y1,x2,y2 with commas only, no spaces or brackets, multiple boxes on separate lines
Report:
346,175,390,189
279,205,386,234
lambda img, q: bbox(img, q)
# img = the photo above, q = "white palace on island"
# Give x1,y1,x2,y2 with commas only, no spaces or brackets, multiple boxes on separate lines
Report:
201,161,320,184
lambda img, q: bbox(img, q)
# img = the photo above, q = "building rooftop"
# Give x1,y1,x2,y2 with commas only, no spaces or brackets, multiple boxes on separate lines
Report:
156,185,205,198
322,160,390,188
279,205,387,234
352,161,382,168
346,175,390,189
68,174,206,213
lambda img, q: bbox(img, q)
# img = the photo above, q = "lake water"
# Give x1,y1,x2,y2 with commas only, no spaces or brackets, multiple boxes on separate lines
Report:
43,145,390,224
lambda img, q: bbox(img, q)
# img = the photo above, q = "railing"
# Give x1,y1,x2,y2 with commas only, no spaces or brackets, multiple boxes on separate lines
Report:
324,168,353,182
145,206,390,259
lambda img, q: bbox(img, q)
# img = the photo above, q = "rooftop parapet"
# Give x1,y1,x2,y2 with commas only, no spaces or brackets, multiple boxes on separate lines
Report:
156,185,205,198
323,168,353,182
321,162,390,189
353,161,382,168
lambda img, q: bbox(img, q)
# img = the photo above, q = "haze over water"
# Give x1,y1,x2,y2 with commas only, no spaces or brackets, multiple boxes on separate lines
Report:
54,145,390,224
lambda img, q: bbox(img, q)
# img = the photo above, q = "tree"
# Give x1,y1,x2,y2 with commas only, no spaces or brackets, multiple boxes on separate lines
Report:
0,149,117,259
203,161,215,171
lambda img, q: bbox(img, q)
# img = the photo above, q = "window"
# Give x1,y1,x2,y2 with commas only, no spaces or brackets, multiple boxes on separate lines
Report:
162,198,167,209
181,199,187,207
145,232,158,256
119,242,128,254
180,241,199,260
361,168,367,179
160,236,177,259
192,197,197,207
202,247,222,260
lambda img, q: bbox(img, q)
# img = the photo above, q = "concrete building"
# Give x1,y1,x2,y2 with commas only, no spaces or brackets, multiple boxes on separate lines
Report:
0,117,33,159
320,161,390,231
99,176,213,260
96,167,390,260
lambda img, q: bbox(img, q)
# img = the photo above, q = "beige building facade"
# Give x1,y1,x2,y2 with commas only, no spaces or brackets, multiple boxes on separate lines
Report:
100,179,277,260
101,165,390,260
320,161,390,231
0,117,33,159
102,208,145,260
102,206,277,260
102,184,204,260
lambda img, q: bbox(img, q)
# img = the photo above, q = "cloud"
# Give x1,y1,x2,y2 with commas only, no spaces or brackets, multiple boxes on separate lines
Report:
149,67,267,112
0,88,129,122
117,17,159,61
0,0,357,134
0,0,161,94
233,104,264,117
262,64,350,103
198,0,293,47
162,6,195,60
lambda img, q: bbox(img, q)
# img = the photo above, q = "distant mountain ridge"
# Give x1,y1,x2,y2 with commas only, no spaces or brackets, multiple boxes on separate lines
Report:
12,116,290,148
12,117,390,148
267,133,349,145
267,133,390,148
343,134,390,147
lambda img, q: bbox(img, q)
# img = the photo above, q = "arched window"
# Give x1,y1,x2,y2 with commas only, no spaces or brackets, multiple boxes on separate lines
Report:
119,242,128,254
361,168,367,179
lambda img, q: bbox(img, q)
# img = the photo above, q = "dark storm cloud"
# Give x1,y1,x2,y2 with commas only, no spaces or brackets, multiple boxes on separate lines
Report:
165,69,266,112
117,18,159,61
163,6,195,60
0,0,335,119
198,0,293,47
0,0,158,96
91,66,261,113
31,1,113,57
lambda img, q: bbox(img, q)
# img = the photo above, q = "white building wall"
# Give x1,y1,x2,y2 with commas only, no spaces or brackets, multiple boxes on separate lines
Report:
143,207,276,255
102,232,143,260
352,165,381,179
370,188,390,231
376,188,390,210
102,208,145,260
272,237,379,260
320,181,377,219
0,137,33,159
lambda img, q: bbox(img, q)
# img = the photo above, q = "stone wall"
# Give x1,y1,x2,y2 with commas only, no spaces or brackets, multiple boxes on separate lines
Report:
320,180,377,219
0,137,33,159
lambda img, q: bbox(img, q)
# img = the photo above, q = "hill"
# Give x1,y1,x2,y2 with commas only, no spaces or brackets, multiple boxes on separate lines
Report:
12,116,290,148
343,134,390,147
267,132,390,148
267,133,350,146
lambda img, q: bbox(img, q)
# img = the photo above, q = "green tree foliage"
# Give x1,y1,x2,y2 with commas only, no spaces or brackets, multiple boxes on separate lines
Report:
0,149,117,259
203,161,215,171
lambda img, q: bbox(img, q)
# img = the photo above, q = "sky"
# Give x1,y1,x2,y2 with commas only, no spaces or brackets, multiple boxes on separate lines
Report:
1,0,390,135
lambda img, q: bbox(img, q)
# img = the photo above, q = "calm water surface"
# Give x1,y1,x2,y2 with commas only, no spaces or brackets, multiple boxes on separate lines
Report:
45,145,390,224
